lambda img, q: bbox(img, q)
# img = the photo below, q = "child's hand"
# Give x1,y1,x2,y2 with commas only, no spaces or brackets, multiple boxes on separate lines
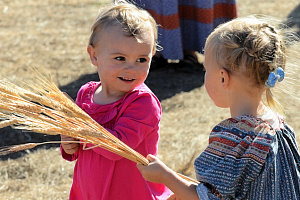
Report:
166,194,178,200
137,154,172,184
61,135,80,155
138,155,199,200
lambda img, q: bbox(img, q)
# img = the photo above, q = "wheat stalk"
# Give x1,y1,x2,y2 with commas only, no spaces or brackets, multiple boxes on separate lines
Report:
0,141,82,156
0,71,199,184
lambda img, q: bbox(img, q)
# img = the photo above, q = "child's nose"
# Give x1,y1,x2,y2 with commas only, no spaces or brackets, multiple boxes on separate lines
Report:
124,63,137,71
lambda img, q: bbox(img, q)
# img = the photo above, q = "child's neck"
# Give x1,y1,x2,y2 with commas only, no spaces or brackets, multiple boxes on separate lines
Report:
228,74,265,118
93,85,126,105
230,100,265,118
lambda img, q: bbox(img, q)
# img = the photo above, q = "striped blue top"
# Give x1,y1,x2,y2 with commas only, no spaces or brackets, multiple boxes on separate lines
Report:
194,114,300,199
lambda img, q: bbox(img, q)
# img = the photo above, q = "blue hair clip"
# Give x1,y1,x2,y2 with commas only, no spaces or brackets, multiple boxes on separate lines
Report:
276,67,285,82
265,67,285,88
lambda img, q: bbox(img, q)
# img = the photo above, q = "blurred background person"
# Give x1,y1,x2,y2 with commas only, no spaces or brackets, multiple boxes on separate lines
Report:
128,0,237,67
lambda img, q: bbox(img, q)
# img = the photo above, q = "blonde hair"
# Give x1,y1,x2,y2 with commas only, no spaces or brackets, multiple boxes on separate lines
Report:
89,0,158,52
205,15,299,115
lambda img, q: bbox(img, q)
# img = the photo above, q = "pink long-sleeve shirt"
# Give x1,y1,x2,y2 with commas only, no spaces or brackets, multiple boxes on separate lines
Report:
61,82,171,200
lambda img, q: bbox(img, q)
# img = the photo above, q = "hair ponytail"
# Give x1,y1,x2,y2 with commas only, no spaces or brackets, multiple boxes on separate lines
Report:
266,88,284,116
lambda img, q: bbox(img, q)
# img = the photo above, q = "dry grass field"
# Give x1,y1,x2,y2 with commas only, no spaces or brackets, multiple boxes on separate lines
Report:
0,0,299,199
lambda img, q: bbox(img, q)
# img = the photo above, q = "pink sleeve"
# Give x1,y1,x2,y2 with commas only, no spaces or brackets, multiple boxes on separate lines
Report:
85,92,161,160
75,84,88,105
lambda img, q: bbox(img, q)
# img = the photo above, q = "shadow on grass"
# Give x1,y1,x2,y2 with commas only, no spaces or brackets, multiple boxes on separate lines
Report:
0,62,205,160
285,4,300,37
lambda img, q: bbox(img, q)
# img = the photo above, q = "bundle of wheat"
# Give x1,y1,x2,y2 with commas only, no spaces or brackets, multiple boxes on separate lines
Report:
0,71,199,184
0,72,148,164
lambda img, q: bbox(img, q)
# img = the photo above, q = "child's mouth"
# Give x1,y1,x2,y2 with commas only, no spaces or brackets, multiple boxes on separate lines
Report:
118,77,135,82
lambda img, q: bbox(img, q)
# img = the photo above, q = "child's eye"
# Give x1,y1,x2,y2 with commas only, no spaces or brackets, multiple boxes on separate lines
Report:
115,56,125,61
136,58,147,63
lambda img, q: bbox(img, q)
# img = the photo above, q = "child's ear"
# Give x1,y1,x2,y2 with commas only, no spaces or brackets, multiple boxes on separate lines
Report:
220,68,230,88
87,45,98,66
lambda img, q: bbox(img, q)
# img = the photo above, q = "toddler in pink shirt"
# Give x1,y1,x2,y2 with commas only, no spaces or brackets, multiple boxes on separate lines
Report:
60,1,171,199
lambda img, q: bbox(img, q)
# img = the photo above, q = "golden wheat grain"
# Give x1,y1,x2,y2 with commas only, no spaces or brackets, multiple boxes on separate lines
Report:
0,119,17,129
0,72,198,183
0,81,21,97
9,143,39,153
0,141,82,156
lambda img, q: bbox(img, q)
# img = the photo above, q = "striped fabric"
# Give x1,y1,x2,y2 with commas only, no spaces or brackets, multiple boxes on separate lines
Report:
194,115,300,199
129,0,237,60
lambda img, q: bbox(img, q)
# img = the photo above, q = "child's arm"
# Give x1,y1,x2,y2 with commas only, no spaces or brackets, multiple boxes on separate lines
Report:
137,154,199,200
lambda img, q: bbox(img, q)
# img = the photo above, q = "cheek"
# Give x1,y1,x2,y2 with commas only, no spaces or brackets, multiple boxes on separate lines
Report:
204,71,207,83
138,64,150,75
97,65,115,78
204,72,210,91
204,73,215,99
139,69,149,82
204,81,211,96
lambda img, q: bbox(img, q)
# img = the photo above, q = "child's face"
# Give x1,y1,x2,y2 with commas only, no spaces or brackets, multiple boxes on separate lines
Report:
88,24,154,98
203,46,229,108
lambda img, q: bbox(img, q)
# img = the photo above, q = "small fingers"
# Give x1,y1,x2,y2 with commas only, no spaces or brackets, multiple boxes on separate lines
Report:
65,143,79,148
60,135,70,141
146,154,156,162
166,194,176,200
63,143,79,155
136,163,143,170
